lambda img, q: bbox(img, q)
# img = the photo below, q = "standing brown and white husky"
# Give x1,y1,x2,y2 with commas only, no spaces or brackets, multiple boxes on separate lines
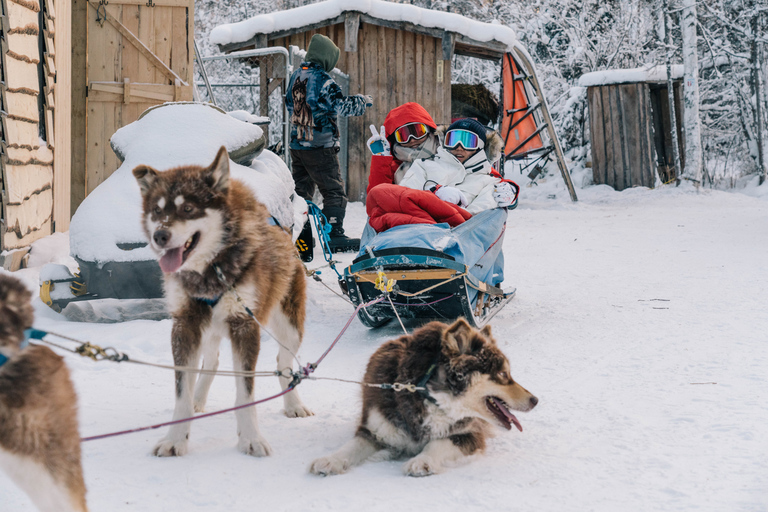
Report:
0,274,88,511
310,319,538,476
133,146,312,458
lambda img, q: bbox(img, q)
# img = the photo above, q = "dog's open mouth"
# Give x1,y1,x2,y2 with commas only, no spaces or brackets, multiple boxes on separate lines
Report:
486,396,523,432
159,232,200,273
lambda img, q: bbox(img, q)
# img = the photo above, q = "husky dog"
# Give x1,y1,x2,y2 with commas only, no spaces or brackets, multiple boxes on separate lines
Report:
133,146,312,458
0,274,88,511
290,77,315,141
310,319,537,477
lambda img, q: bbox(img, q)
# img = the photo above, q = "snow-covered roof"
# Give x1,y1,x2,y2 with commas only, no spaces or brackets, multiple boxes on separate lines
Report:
578,65,684,87
210,0,517,52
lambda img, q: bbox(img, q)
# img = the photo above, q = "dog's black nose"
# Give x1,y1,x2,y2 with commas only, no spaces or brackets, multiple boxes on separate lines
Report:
153,229,171,247
530,396,539,408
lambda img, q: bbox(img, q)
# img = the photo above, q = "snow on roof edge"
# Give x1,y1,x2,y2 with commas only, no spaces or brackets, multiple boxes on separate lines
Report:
210,0,517,51
578,65,685,87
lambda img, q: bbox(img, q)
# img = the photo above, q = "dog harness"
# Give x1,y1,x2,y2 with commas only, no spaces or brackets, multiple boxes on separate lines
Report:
0,328,45,368
415,353,441,405
193,216,283,309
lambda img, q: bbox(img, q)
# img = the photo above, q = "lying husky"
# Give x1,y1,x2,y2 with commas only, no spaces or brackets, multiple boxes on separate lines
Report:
310,319,537,476
0,274,88,511
133,146,312,457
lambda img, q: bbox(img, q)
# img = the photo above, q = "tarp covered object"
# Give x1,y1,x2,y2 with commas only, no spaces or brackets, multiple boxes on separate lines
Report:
358,208,508,304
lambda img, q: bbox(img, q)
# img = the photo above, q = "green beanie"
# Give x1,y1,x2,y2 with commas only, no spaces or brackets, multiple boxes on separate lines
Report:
306,34,340,72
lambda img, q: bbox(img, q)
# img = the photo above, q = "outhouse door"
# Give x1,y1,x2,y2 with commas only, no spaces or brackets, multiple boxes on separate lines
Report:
83,0,193,199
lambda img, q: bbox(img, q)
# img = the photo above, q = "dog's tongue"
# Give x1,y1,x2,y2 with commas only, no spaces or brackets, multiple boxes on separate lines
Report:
159,247,184,273
489,397,523,432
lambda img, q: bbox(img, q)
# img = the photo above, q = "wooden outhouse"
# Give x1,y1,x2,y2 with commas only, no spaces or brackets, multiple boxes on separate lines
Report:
212,0,576,202
580,66,685,191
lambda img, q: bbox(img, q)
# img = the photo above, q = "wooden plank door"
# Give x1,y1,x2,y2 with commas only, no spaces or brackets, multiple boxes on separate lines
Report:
82,0,193,202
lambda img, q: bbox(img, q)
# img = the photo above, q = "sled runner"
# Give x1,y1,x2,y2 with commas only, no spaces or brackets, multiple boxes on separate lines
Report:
342,209,515,328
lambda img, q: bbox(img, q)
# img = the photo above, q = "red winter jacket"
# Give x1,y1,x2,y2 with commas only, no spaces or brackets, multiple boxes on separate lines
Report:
366,103,472,232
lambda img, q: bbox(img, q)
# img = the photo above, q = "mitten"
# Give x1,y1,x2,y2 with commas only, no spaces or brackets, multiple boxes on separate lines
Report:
367,124,391,156
493,181,518,207
435,185,468,208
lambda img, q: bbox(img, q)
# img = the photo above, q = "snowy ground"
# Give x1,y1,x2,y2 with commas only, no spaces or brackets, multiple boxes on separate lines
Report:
3,172,768,511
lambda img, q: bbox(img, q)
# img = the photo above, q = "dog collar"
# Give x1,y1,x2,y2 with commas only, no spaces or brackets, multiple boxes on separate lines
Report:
196,296,222,308
0,328,42,368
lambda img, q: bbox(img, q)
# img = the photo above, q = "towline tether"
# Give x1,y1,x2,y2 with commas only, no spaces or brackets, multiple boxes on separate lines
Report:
31,295,385,443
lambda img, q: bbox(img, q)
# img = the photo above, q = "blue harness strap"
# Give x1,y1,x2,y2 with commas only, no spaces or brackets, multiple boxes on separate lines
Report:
193,216,282,309
0,328,44,368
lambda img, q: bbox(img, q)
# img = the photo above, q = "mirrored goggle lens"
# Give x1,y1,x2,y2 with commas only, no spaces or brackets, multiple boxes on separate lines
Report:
394,123,428,144
444,129,482,150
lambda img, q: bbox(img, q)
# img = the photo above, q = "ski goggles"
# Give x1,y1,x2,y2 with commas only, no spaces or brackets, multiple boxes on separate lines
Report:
444,129,485,151
393,122,429,144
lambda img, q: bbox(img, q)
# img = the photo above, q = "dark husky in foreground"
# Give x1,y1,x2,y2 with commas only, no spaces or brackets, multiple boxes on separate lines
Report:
0,274,88,511
310,319,537,476
133,146,312,458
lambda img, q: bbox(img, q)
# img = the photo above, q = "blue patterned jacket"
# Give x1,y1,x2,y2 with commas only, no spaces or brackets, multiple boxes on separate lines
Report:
285,62,368,150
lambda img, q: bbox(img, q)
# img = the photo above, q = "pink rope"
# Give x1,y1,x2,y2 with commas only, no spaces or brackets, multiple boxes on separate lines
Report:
80,296,384,443
81,387,294,442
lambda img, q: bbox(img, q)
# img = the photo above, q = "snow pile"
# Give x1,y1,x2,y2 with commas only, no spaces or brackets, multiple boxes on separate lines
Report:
69,103,302,264
579,65,685,87
210,0,518,50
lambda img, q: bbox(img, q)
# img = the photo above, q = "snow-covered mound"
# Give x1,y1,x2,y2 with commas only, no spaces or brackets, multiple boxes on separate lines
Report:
69,103,304,264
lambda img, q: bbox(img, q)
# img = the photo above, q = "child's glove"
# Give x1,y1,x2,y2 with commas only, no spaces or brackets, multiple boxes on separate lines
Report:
363,95,374,107
435,185,468,208
493,181,518,207
367,125,390,156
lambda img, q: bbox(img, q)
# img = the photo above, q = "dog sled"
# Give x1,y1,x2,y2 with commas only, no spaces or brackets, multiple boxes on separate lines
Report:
341,208,515,329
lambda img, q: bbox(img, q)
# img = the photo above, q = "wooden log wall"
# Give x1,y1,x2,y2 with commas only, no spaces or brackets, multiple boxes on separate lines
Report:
587,83,656,191
275,22,452,202
0,0,55,250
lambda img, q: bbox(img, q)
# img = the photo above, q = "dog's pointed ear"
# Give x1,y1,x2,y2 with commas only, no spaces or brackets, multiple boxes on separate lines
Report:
133,165,159,196
206,146,230,194
480,324,495,343
443,318,474,355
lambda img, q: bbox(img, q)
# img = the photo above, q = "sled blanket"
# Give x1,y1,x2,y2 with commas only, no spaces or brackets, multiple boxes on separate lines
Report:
366,183,472,233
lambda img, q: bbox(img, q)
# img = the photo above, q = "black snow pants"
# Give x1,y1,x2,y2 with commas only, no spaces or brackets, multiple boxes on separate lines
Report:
290,147,347,209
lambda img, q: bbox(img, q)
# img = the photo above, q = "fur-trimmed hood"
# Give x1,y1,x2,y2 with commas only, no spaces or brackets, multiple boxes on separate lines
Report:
436,124,504,164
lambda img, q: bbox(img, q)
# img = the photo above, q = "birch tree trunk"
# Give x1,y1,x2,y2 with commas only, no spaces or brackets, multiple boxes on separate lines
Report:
681,0,702,185
752,15,766,185
664,0,683,184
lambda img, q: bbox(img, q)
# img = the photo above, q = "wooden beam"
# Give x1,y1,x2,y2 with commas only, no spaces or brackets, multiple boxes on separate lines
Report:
441,31,455,61
344,12,359,52
86,1,187,86
96,0,190,5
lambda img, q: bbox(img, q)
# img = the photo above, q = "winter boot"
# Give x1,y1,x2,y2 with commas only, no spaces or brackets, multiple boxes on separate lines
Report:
295,219,314,262
322,206,360,253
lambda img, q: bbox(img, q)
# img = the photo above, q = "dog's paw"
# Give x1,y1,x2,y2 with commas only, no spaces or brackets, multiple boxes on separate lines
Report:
403,455,439,477
153,438,189,457
309,455,349,476
237,435,272,457
284,402,314,418
193,393,208,412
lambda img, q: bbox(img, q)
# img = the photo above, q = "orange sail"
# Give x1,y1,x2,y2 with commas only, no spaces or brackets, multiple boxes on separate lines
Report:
501,53,543,158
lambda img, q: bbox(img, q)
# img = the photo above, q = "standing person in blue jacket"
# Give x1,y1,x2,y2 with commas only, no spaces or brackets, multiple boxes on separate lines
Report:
286,34,372,259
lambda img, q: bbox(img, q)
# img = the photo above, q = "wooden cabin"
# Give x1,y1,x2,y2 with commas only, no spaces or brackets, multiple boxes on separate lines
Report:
213,4,534,202
0,0,70,264
581,66,685,191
